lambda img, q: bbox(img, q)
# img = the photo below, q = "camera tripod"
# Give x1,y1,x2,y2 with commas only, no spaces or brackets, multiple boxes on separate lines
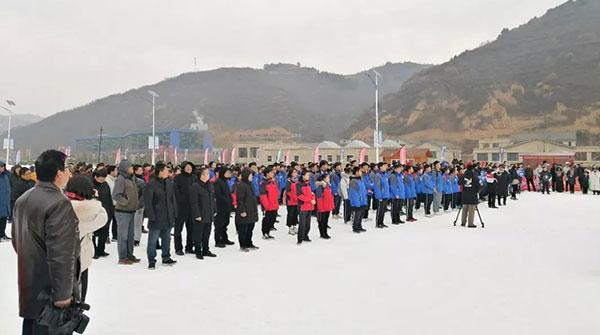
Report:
452,204,485,228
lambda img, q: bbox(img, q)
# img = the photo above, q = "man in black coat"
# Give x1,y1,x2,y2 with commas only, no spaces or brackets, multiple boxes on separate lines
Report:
92,169,113,259
190,167,217,259
494,165,510,206
235,169,259,251
12,150,80,334
459,164,481,228
173,161,195,255
144,162,178,269
214,166,234,248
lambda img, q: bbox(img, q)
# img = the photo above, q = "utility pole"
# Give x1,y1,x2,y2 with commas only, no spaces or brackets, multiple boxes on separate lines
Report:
97,126,103,164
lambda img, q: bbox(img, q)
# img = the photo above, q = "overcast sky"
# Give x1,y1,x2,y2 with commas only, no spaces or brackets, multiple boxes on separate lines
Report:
1,0,566,118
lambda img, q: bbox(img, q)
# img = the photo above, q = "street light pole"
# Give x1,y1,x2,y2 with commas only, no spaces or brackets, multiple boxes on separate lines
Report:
365,71,383,160
1,100,15,165
148,90,159,165
97,126,103,165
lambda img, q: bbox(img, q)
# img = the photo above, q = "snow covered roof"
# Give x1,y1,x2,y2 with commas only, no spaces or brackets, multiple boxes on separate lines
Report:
380,140,402,148
317,141,341,149
344,140,371,148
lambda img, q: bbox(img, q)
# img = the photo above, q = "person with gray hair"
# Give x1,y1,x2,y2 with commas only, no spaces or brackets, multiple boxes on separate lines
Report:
112,160,140,265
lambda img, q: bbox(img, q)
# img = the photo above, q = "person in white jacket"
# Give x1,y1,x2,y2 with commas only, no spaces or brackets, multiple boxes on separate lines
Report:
65,175,107,302
590,166,600,195
339,168,351,224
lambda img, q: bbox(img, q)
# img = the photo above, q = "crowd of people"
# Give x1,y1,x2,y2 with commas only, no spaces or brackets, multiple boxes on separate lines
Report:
2,150,600,334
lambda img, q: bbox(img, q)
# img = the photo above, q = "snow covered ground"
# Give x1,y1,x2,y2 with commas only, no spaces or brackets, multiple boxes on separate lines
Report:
1,191,600,335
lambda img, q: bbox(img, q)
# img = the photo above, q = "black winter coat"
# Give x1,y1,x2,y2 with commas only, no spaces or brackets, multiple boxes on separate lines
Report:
11,178,36,202
12,182,80,319
214,177,233,214
144,177,177,229
235,181,258,224
460,170,481,205
173,172,195,217
190,181,216,224
495,171,510,196
93,179,114,217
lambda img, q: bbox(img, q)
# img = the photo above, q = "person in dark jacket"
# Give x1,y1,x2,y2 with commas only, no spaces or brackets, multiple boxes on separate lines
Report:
524,165,536,191
485,168,498,209
8,164,21,222
566,169,577,194
579,170,590,194
459,164,481,228
10,167,36,209
190,167,217,259
173,161,195,255
508,165,521,200
0,161,11,241
144,162,178,269
92,169,113,259
540,166,552,194
259,166,280,239
494,165,510,206
133,165,147,245
214,166,235,248
235,169,259,252
112,160,140,265
12,150,80,334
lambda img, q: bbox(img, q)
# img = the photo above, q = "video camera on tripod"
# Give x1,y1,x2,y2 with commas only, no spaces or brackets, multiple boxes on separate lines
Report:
36,291,91,334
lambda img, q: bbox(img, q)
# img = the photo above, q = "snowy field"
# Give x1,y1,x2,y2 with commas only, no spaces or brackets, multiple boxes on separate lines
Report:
2,191,600,335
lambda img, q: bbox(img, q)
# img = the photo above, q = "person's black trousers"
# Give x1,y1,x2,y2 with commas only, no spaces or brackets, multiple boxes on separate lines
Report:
391,198,402,223
262,210,277,235
193,221,212,256
372,196,379,210
298,211,312,242
214,212,231,245
582,186,588,194
569,183,575,194
425,194,433,215
175,213,194,253
526,178,536,191
238,222,255,248
22,319,49,335
511,185,519,199
542,182,550,194
352,207,364,231
332,195,342,215
286,205,299,227
0,216,7,238
375,199,388,226
343,199,352,223
497,195,507,206
363,196,372,218
415,193,423,210
317,211,331,237
488,192,496,207
443,194,452,211
93,220,110,256
81,269,89,302
406,198,415,220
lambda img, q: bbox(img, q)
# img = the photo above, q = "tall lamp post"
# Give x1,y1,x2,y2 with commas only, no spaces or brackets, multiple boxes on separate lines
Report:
148,90,159,165
365,70,383,160
1,100,16,165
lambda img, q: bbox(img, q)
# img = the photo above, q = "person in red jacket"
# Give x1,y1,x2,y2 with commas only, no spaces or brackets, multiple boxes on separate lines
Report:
296,170,316,245
316,174,334,239
259,167,280,240
285,169,299,236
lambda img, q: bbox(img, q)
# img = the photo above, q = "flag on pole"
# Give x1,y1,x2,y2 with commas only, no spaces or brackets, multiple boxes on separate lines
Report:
499,148,504,163
174,147,179,164
276,148,282,162
313,147,319,164
359,147,367,164
115,148,121,165
203,148,209,165
340,148,345,163
284,149,291,165
64,146,71,157
221,149,227,164
6,100,15,106
15,150,21,164
184,149,188,161
399,146,407,164
230,147,237,165
441,146,447,161
163,149,167,162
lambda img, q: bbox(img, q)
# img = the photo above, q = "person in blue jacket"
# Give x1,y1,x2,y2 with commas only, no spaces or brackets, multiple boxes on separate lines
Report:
452,167,462,209
274,163,287,204
330,162,342,219
404,166,417,222
0,161,11,241
360,163,374,220
348,166,368,233
389,164,405,224
414,165,424,211
422,164,436,217
442,167,453,213
372,162,391,228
